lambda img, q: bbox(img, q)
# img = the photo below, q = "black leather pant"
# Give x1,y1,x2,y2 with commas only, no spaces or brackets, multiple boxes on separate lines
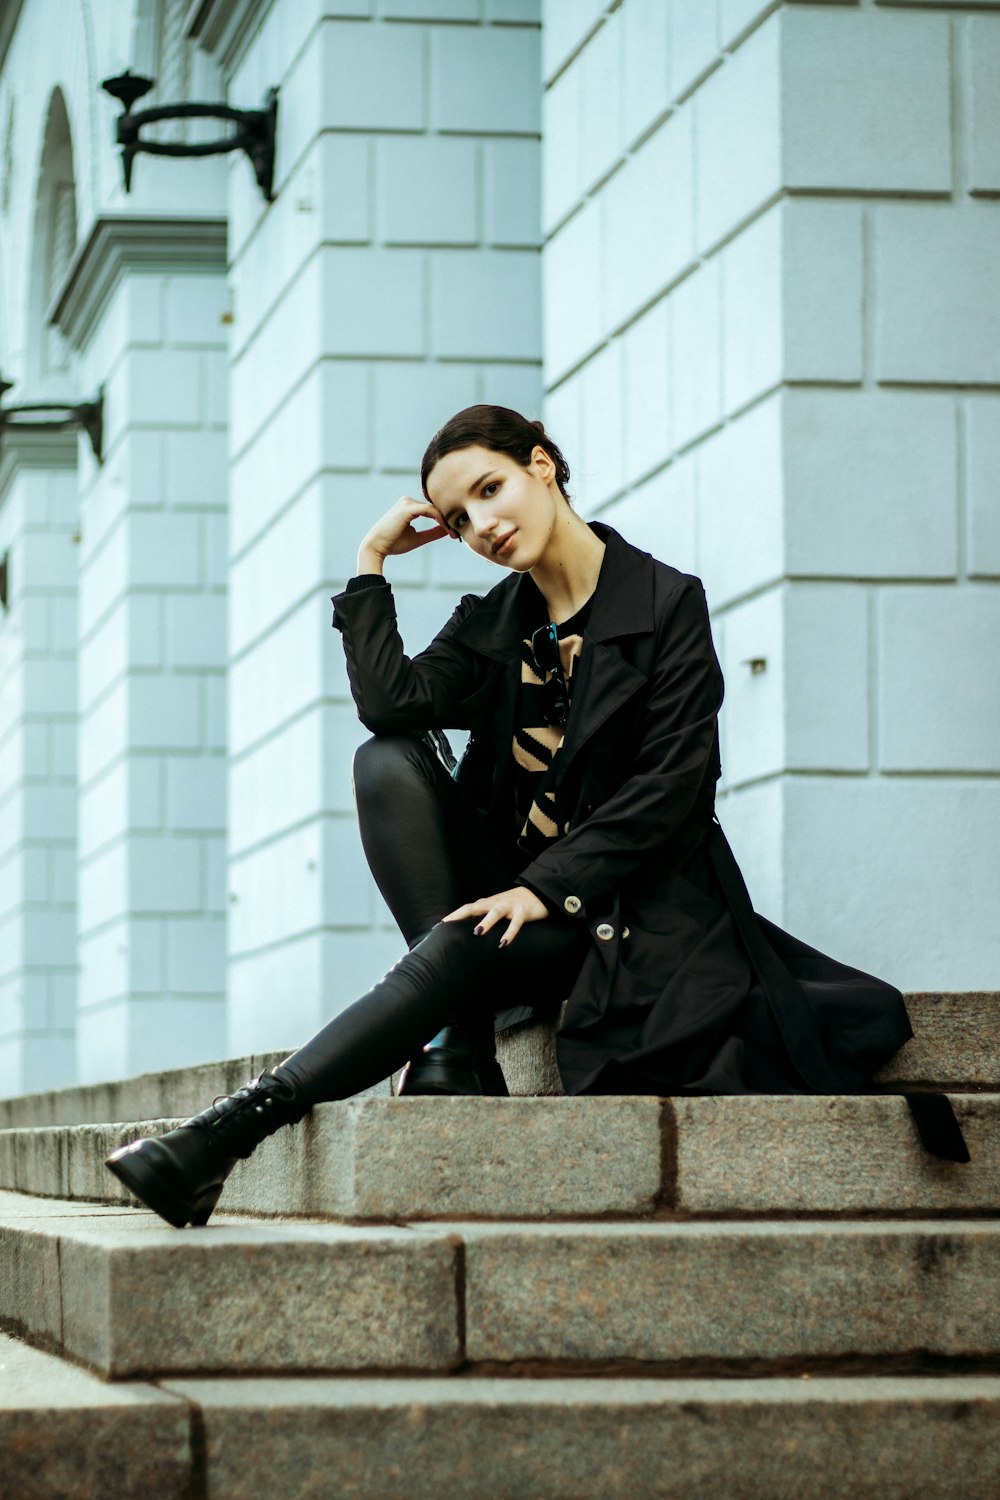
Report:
275,735,589,1108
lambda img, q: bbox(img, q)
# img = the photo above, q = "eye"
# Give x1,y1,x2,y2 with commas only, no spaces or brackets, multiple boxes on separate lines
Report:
482,480,500,497
452,512,469,532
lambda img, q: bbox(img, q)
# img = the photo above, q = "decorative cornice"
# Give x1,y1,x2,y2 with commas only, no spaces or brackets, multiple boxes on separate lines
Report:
49,215,227,352
0,0,25,73
184,0,273,77
0,427,77,504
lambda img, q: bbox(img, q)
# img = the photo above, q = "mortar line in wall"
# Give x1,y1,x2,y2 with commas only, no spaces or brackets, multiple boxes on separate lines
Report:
76,743,224,795
876,380,1000,395
719,575,967,611
223,11,330,266
950,15,965,201
227,921,397,968
542,13,607,91
723,0,782,56
231,206,540,370
225,694,357,773
226,356,325,474
867,583,879,779
230,124,540,280
860,202,872,390
74,910,224,954
227,238,325,373
227,573,464,671
227,812,361,873
227,346,514,480
545,194,790,387
955,396,968,583
77,829,225,880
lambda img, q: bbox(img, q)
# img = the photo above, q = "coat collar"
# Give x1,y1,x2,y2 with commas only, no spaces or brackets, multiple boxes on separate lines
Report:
451,522,656,662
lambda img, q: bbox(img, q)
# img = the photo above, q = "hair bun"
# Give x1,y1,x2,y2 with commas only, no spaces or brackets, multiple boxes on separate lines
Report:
531,419,545,432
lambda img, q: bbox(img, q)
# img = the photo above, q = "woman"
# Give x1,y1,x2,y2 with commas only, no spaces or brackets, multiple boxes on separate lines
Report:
106,405,966,1230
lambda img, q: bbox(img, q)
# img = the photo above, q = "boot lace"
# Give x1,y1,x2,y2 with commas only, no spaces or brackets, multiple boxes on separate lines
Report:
186,1072,290,1153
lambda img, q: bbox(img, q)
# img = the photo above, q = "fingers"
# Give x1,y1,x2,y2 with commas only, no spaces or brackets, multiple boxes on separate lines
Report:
440,894,532,948
499,910,524,949
440,903,479,924
409,522,449,547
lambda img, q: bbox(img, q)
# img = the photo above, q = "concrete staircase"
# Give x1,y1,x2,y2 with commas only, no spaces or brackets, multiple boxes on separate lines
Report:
1,992,999,1498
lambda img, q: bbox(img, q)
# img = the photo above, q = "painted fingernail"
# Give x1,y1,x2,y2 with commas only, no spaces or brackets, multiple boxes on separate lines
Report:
499,937,509,949
474,925,484,936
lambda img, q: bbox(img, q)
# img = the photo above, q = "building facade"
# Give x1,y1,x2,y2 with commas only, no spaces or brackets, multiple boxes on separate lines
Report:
0,0,997,1098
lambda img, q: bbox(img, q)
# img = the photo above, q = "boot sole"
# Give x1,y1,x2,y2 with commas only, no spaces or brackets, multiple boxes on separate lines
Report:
105,1143,221,1229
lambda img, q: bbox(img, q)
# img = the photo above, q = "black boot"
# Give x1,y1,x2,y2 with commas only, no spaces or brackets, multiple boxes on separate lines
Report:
105,1070,307,1229
397,1017,509,1098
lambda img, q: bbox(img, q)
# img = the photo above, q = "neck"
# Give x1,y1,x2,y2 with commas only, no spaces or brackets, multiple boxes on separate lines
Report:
530,507,606,623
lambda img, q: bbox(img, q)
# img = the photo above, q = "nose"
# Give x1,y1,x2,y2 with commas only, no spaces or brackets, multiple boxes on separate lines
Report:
471,507,497,542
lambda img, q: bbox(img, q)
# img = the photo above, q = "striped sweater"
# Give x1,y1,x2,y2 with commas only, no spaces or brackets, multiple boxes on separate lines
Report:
513,597,592,855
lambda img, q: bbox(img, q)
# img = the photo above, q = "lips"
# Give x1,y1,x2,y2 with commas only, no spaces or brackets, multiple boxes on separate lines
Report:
491,531,516,558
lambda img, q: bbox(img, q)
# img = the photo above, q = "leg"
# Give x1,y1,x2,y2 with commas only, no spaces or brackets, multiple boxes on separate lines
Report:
352,733,519,947
105,913,587,1229
275,912,588,1107
351,733,523,1093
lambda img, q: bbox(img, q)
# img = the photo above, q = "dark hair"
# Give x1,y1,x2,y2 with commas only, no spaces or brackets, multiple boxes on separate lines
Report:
420,404,572,503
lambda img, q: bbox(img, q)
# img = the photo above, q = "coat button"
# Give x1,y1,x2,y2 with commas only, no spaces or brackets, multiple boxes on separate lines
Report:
622,927,630,939
563,821,571,834
563,895,582,915
596,923,615,942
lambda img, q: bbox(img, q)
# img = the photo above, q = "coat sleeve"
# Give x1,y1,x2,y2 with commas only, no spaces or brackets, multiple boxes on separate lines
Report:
331,578,486,732
516,578,724,920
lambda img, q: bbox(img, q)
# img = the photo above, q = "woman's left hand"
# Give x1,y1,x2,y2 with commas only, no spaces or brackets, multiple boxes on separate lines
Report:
441,885,548,948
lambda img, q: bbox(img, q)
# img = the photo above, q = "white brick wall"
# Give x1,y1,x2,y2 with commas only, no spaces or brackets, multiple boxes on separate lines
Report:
783,9,952,193
541,0,1000,986
0,452,78,1098
225,7,542,1052
73,269,229,1083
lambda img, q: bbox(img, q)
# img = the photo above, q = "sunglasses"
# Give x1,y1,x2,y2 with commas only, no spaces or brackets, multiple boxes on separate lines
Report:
530,623,569,726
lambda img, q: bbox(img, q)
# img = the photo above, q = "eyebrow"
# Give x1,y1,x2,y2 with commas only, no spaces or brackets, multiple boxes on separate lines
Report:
442,472,497,525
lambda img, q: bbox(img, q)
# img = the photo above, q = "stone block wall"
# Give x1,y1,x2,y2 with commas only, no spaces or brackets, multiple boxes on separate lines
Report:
540,0,1000,988
68,261,230,1082
222,2,543,1052
0,436,78,1094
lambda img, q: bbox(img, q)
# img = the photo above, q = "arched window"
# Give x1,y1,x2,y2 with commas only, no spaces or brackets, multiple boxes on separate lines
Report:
28,88,77,385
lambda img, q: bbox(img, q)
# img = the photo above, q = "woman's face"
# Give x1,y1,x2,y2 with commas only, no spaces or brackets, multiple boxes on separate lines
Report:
425,443,561,572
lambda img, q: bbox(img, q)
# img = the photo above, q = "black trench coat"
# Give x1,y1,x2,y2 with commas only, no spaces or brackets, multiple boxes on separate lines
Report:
332,523,965,1158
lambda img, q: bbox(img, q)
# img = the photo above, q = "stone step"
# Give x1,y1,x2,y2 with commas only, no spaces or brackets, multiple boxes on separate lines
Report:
0,1330,191,1500
4,1347,999,1500
0,1191,460,1380
3,1190,1000,1381
1,1093,996,1221
157,1375,1000,1500
0,990,996,1132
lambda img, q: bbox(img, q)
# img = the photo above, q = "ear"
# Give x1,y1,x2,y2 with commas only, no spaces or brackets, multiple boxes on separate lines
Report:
529,444,556,481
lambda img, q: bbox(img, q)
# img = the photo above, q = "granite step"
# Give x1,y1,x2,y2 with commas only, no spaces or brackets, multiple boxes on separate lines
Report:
0,1092,995,1221
0,1192,460,1380
0,991,996,1133
3,1190,1000,1381
155,1374,1000,1500
0,1329,192,1500
4,1346,999,1500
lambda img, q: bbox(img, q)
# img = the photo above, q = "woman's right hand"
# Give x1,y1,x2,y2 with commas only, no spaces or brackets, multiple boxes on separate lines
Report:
358,496,453,573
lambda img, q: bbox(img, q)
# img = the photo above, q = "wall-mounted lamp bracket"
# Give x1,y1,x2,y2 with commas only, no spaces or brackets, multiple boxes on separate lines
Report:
101,71,278,202
0,376,105,463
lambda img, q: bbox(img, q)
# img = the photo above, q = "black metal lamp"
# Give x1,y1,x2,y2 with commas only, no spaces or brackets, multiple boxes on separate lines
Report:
0,376,104,463
101,70,278,201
